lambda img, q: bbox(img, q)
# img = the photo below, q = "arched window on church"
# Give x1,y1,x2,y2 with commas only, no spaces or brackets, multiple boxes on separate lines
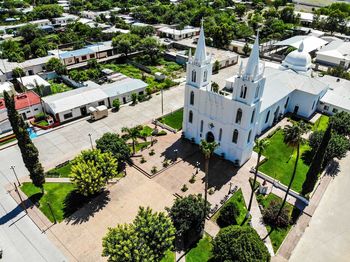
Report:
240,85,247,99
204,70,208,82
219,128,222,141
232,129,239,144
255,84,260,98
189,110,193,123
236,108,242,124
284,97,289,109
265,110,270,123
192,70,196,82
200,120,203,132
251,109,255,124
190,91,194,105
247,130,252,143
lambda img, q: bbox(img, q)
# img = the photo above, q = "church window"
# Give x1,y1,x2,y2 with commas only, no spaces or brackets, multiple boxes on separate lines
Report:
240,85,247,99
192,70,196,82
265,110,270,123
232,129,239,144
247,130,252,143
190,91,194,105
251,109,255,124
219,128,222,141
236,108,242,124
189,110,193,123
255,84,260,98
284,97,289,109
200,120,203,132
204,70,208,82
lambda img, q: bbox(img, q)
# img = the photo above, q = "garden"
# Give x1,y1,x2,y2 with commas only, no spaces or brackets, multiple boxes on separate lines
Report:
158,108,184,131
256,193,301,252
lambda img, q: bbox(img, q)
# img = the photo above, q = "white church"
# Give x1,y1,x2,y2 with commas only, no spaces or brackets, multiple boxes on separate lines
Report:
182,25,341,166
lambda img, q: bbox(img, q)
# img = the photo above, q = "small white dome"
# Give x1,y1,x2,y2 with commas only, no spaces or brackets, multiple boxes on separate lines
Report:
282,42,312,72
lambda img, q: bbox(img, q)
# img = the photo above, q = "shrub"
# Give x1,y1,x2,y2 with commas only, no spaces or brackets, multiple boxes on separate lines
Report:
189,175,196,184
181,184,188,192
151,166,157,174
208,188,214,195
149,149,155,156
156,130,167,136
262,200,291,228
112,99,120,111
138,93,146,102
34,112,46,122
140,156,146,163
217,201,239,227
163,159,169,168
131,93,138,104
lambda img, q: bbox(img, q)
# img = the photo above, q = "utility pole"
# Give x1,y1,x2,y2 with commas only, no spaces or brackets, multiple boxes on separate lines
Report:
10,165,20,186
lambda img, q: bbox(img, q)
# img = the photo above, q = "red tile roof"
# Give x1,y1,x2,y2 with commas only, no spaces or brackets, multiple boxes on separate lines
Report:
0,91,41,110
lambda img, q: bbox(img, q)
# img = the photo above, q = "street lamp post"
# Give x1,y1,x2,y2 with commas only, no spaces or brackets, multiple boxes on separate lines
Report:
173,149,178,161
10,165,20,186
88,133,93,149
161,88,164,115
195,161,200,175
228,182,232,194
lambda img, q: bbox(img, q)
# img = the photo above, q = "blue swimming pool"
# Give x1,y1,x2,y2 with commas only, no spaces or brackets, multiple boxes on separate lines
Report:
27,128,38,139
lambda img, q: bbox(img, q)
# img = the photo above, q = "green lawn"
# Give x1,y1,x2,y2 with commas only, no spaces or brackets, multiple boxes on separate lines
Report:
46,162,72,178
21,182,76,222
312,115,329,132
258,130,310,193
159,108,183,131
186,235,213,262
148,58,184,77
102,63,143,79
256,193,300,252
211,189,247,226
36,120,49,126
48,80,73,95
160,250,175,262
134,141,151,152
0,137,16,146
140,126,153,137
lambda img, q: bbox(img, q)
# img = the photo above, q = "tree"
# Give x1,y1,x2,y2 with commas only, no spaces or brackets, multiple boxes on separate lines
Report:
212,226,270,262
102,207,175,262
12,67,25,78
130,25,155,38
0,40,25,62
4,91,45,191
235,4,246,18
324,9,346,34
33,4,64,19
139,37,163,64
302,124,332,196
246,139,269,219
17,24,43,43
131,93,138,105
243,42,251,56
112,33,140,57
217,201,239,228
46,58,66,75
96,132,131,163
212,82,219,93
167,194,209,243
308,129,350,168
121,125,143,155
200,140,218,228
112,98,120,111
330,111,350,136
213,60,220,73
276,121,309,220
70,149,118,196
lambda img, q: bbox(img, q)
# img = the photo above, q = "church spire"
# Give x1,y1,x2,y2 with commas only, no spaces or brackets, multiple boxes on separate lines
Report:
244,32,260,79
193,19,208,65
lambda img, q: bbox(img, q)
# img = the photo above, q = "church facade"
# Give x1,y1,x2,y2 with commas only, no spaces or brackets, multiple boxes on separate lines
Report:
182,25,329,166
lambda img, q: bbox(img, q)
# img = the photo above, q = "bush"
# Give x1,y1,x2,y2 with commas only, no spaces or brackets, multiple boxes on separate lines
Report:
156,130,167,136
181,184,188,192
151,166,157,174
217,201,239,227
138,93,146,102
34,112,46,122
140,156,146,163
189,175,196,184
262,200,291,228
163,159,169,168
112,99,120,111
149,149,155,156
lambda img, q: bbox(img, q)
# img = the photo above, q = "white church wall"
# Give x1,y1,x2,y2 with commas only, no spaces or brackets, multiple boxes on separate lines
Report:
288,90,319,118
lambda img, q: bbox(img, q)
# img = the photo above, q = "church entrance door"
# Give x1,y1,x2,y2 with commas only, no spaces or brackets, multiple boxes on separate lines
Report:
206,132,215,143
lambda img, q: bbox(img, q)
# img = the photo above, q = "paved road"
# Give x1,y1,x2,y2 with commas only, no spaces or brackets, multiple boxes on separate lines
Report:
289,153,350,262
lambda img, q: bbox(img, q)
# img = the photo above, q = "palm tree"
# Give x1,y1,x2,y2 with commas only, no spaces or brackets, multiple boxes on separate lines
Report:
276,121,310,219
199,140,218,225
121,125,143,155
245,139,269,220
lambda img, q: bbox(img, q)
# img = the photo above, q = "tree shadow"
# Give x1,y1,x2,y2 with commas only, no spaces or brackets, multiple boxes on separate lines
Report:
301,149,314,166
160,138,239,191
63,189,110,225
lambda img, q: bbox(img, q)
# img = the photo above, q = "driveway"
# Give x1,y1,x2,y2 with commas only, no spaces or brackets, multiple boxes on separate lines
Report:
289,153,350,262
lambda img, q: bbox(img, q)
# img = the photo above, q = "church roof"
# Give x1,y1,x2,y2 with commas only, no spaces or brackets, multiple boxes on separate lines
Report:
282,41,312,72
193,21,208,65
260,67,328,112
